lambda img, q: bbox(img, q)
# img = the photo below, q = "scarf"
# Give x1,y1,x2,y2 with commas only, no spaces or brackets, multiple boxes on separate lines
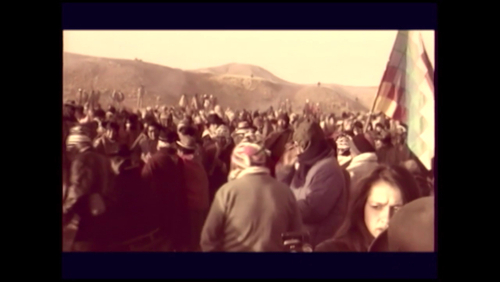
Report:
228,166,270,182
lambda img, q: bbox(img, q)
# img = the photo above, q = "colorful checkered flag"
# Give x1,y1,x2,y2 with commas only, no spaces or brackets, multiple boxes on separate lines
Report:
370,30,434,170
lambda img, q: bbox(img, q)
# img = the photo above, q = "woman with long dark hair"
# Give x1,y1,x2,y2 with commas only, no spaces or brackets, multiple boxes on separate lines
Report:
315,165,421,252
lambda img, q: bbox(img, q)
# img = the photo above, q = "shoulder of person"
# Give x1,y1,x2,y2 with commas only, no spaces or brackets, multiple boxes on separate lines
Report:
315,239,350,252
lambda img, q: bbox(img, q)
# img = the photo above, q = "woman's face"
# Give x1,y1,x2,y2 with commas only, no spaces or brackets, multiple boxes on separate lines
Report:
364,180,404,238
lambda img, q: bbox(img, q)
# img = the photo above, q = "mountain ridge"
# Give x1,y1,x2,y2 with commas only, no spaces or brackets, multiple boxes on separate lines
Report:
63,52,377,113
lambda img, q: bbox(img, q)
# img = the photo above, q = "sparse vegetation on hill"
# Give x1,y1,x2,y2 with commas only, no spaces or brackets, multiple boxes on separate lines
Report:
63,52,377,114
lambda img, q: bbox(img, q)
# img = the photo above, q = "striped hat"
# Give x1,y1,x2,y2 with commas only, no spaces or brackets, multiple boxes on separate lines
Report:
231,142,267,169
66,132,91,147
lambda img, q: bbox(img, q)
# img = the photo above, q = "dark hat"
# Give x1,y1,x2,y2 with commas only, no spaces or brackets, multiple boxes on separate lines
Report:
369,196,435,252
177,134,197,150
353,121,363,129
109,144,132,158
350,133,376,153
158,129,178,143
107,105,116,114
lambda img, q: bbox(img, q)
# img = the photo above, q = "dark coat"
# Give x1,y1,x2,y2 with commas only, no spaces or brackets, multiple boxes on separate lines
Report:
276,153,348,248
264,128,294,177
62,148,114,245
104,162,159,244
203,143,229,204
141,149,190,249
315,238,354,252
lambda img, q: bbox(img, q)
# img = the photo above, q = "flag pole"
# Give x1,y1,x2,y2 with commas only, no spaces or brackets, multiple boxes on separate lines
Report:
363,66,388,133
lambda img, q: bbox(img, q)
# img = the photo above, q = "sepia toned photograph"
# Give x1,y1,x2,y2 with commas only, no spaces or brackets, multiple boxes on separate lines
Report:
62,30,435,253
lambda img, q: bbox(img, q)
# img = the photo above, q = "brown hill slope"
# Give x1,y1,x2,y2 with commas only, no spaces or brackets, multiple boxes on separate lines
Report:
191,63,295,85
63,52,374,113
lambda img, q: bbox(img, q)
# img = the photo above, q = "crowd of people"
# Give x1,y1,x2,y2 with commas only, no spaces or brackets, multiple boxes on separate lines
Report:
62,94,435,252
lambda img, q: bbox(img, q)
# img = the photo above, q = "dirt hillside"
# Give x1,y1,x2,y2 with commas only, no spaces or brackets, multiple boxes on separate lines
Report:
63,52,377,114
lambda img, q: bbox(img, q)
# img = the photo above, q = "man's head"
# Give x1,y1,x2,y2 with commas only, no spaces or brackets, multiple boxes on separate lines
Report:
125,114,139,132
214,125,231,147
207,114,223,134
106,122,120,142
177,134,197,156
348,133,376,157
375,123,385,133
277,113,290,130
229,142,269,181
353,121,364,136
157,129,179,155
147,122,161,141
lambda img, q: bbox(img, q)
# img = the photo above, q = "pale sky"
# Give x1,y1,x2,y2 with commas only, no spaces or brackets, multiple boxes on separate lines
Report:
63,30,434,87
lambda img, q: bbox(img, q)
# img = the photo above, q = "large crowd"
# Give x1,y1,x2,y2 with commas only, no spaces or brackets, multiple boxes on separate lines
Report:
62,93,435,252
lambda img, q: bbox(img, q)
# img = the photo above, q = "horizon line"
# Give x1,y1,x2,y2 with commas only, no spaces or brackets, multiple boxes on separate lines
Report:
63,51,379,89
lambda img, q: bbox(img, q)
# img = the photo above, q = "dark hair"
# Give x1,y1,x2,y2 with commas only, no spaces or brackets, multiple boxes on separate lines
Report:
178,146,196,155
94,109,106,119
107,121,120,131
353,121,363,129
332,165,421,252
148,121,161,131
127,114,139,124
108,105,116,114
179,126,197,137
378,132,392,146
326,138,338,158
74,106,84,115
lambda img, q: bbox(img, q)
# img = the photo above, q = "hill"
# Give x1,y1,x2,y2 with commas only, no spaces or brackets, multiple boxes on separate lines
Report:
63,52,376,114
191,63,295,85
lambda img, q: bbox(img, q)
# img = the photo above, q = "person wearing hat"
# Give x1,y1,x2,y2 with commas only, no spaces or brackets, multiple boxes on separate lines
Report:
232,120,256,145
369,196,434,252
264,112,294,178
202,125,234,202
176,134,210,251
103,144,162,251
141,129,190,251
315,165,421,252
201,113,224,146
346,133,379,192
200,142,304,252
276,119,348,248
63,128,114,252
